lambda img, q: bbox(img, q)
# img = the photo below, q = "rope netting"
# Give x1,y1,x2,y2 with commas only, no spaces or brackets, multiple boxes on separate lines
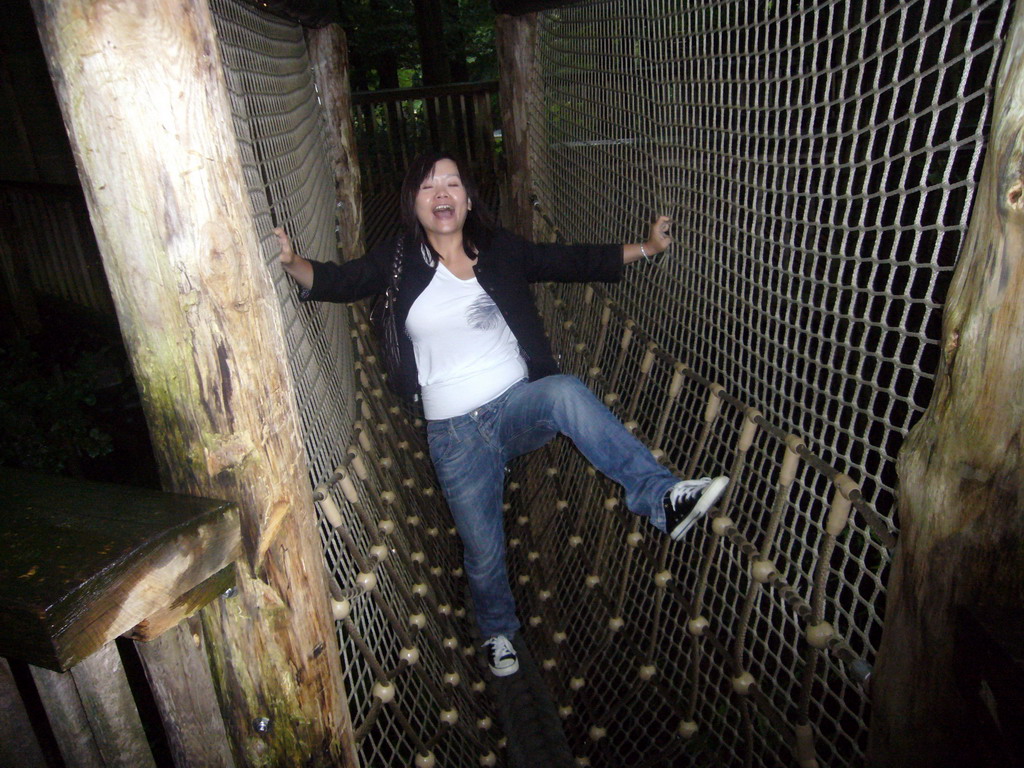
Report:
207,1,1011,766
210,2,504,765
522,1,1010,762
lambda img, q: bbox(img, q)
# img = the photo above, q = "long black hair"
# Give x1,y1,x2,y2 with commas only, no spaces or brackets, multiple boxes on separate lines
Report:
399,151,498,257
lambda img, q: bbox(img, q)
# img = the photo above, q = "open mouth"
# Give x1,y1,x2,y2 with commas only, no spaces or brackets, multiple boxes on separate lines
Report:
433,204,455,216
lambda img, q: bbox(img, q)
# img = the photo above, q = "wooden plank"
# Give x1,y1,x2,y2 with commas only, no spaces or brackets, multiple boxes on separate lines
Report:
0,468,240,671
125,565,236,643
0,657,48,768
31,662,106,768
134,617,235,768
68,642,157,768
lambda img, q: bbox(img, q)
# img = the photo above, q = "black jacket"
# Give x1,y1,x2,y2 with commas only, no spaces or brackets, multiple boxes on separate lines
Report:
302,229,624,397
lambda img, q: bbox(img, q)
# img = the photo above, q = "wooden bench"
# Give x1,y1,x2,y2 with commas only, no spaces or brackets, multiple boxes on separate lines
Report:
0,468,240,767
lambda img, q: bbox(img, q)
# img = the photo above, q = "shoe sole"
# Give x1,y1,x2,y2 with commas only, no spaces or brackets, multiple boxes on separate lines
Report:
669,475,729,541
490,660,519,677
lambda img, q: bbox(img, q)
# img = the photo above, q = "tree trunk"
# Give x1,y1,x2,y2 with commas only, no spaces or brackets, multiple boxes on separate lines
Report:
867,4,1024,766
30,1,358,766
496,12,538,239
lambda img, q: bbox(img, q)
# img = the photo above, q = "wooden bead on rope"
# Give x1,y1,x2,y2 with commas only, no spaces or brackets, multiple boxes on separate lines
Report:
331,598,350,621
477,716,492,730
315,487,344,528
751,559,777,583
795,723,819,768
356,571,377,592
589,725,606,741
827,474,859,535
543,658,557,670
559,705,573,719
739,408,761,452
479,752,497,767
688,616,709,636
414,752,435,768
806,621,835,649
711,516,734,536
781,435,803,486
372,681,395,703
679,720,698,739
440,708,459,725
608,616,624,632
349,447,368,480
703,383,724,423
732,671,756,695
400,646,420,665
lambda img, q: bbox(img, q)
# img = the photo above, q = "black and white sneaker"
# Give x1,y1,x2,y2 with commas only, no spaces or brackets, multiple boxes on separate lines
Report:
482,634,519,677
664,476,729,540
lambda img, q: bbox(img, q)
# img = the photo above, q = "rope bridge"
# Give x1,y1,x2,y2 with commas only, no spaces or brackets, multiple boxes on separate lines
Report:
208,0,1009,766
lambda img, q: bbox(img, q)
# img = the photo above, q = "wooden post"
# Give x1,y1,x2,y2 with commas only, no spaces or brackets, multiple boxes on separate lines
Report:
867,4,1024,766
496,12,538,239
31,642,157,768
134,619,236,768
306,23,363,261
30,1,358,766
0,658,48,768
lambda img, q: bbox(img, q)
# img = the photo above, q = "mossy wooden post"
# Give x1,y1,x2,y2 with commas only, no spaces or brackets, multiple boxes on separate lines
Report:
30,1,358,766
868,5,1024,767
496,11,538,239
306,23,363,262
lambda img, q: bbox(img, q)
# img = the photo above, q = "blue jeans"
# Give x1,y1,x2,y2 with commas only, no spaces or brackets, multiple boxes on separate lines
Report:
426,375,678,639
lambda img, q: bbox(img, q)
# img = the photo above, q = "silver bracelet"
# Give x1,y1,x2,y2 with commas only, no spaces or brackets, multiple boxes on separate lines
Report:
640,243,651,262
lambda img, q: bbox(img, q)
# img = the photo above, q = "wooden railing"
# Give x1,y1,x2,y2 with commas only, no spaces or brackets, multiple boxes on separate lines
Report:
351,80,500,195
0,181,113,331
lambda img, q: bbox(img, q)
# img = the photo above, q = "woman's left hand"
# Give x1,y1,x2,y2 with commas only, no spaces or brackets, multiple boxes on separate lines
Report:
645,215,673,255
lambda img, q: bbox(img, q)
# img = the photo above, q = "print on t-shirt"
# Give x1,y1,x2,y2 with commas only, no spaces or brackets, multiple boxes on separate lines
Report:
467,295,502,330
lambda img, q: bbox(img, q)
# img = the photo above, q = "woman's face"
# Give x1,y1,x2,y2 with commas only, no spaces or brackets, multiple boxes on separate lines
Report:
414,158,470,241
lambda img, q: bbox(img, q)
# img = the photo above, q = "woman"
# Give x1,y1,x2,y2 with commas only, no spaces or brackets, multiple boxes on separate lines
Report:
275,152,728,677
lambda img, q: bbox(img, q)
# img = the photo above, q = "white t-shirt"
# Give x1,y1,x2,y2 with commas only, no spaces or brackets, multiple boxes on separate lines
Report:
405,262,527,420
